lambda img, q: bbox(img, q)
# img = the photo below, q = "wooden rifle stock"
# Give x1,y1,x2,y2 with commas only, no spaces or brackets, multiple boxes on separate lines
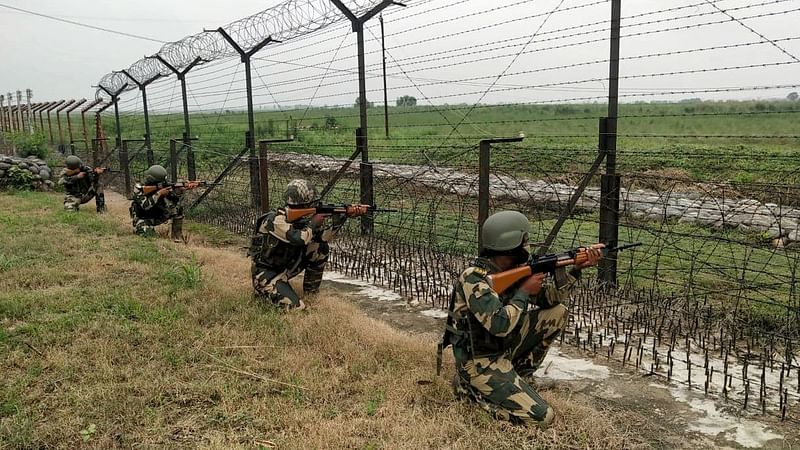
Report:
486,243,641,295
141,181,209,196
286,207,326,222
488,258,577,295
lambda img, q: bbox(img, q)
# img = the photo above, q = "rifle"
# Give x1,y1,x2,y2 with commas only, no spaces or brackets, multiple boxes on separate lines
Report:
64,167,115,177
487,242,642,294
141,181,220,196
285,204,397,223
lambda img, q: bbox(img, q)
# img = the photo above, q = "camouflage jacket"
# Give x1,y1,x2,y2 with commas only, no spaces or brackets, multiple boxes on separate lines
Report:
451,257,578,355
58,165,95,196
250,208,344,271
130,183,182,221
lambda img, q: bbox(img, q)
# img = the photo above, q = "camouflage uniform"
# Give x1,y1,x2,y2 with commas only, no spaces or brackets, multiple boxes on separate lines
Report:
446,257,577,428
249,179,345,310
249,208,344,309
129,183,184,237
57,165,106,212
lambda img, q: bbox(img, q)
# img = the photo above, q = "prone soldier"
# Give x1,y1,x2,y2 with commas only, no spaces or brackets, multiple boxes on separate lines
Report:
58,155,107,212
441,210,601,428
248,179,367,310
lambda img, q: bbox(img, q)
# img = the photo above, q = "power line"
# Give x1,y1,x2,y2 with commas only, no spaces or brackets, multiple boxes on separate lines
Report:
0,2,167,43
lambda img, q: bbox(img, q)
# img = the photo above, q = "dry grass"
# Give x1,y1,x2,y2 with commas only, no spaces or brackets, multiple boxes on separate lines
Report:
0,191,647,449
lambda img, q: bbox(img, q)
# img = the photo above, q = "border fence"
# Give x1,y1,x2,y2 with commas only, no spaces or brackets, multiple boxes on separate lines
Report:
3,0,800,422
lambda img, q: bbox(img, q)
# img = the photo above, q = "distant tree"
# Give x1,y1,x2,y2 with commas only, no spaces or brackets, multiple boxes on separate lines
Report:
266,119,275,136
788,92,799,102
354,97,374,108
396,95,417,107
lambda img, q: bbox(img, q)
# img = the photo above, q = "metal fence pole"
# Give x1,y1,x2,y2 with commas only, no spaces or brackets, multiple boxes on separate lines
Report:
331,0,403,234
0,96,5,133
212,28,275,208
478,140,491,249
380,13,389,138
477,137,523,249
120,140,132,198
25,89,33,134
598,0,622,285
15,91,23,132
258,140,270,213
122,70,160,165
169,139,178,182
154,56,202,182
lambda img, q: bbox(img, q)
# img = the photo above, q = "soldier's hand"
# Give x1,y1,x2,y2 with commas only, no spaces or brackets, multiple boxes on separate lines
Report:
77,172,87,179
575,247,603,269
185,181,200,190
519,273,546,296
346,204,370,217
93,167,104,174
310,214,327,227
157,187,172,197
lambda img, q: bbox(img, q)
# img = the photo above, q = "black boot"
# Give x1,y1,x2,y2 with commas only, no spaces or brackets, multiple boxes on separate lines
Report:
171,217,184,242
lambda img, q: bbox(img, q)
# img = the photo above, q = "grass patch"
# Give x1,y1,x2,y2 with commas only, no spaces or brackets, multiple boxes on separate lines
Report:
0,191,648,448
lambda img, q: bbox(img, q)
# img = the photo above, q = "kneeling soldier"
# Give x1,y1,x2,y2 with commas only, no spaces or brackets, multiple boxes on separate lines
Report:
249,179,365,310
58,155,106,212
129,165,195,241
444,211,600,428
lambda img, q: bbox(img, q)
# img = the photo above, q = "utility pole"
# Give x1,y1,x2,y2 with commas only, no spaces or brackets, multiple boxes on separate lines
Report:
380,13,389,138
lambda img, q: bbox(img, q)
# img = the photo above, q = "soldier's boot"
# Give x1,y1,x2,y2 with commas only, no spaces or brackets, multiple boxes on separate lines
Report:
271,280,305,312
452,371,473,401
95,192,106,213
302,266,325,295
516,347,557,391
171,217,184,243
64,195,79,211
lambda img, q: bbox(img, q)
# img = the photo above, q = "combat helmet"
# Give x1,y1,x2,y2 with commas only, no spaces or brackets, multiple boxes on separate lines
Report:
284,179,318,207
144,165,168,184
65,155,82,170
481,210,530,252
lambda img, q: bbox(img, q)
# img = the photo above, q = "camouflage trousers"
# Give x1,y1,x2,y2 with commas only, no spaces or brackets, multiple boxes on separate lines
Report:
130,205,183,238
453,304,569,428
64,186,105,212
251,241,329,310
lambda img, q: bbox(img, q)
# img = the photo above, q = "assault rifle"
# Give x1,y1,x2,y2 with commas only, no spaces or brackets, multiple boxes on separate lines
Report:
65,167,115,177
286,204,397,223
487,242,642,294
141,181,220,196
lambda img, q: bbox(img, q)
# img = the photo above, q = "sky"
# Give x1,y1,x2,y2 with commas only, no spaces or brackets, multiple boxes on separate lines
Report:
2,0,800,109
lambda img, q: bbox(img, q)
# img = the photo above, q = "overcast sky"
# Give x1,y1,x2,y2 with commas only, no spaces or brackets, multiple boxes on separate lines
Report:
2,0,800,108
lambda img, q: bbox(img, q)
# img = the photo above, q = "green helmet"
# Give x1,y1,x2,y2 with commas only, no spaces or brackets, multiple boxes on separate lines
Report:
144,165,168,184
284,179,318,206
65,155,82,170
481,210,530,252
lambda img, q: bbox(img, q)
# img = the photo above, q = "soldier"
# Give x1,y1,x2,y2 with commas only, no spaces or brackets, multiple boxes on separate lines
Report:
57,155,106,212
129,164,196,241
442,211,601,428
249,179,366,310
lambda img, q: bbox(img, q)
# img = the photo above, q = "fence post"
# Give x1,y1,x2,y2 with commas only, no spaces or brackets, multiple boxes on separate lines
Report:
120,140,132,198
258,140,270,213
356,128,374,234
598,0,622,286
92,139,99,166
478,140,491,249
169,139,178,182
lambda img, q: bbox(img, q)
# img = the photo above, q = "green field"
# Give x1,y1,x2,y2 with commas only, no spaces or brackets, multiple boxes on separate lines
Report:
100,100,800,185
